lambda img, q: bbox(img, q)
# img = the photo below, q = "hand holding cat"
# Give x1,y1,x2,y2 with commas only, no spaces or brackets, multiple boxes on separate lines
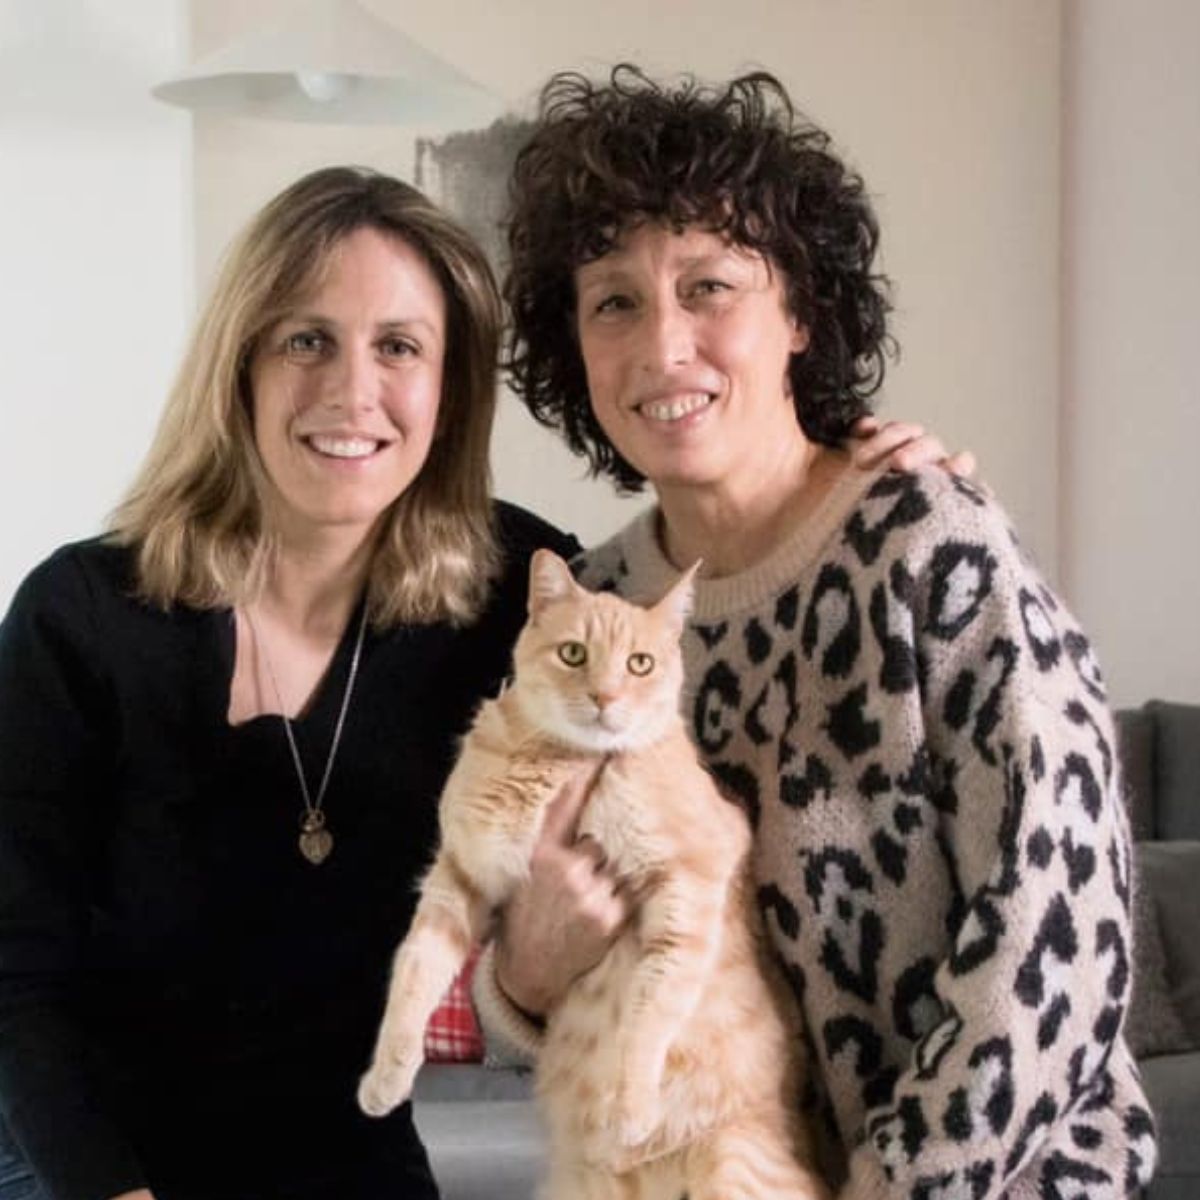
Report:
494,759,630,1017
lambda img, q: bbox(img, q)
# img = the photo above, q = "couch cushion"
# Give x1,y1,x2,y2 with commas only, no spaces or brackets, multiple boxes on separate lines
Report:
414,1062,534,1103
1139,1050,1200,1180
1138,841,1200,1041
413,1099,543,1200
1149,701,1200,840
413,1067,541,1200
1128,848,1192,1057
1117,707,1156,840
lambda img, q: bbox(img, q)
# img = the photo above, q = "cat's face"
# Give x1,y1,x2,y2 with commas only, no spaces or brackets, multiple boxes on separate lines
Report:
512,551,695,753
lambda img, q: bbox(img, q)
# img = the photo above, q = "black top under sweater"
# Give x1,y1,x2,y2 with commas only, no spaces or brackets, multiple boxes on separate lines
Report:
0,503,576,1200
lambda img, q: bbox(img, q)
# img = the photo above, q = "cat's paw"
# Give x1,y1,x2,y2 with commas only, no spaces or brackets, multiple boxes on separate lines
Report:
357,1035,423,1117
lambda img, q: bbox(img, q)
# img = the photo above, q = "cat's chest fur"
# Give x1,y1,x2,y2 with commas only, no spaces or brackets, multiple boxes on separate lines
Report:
576,757,662,880
576,732,745,899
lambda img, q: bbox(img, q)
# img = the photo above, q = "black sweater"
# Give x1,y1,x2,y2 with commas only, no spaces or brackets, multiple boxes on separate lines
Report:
0,504,576,1200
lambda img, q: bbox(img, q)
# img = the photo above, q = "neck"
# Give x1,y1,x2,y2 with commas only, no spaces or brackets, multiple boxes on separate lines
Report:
656,439,843,578
257,523,377,640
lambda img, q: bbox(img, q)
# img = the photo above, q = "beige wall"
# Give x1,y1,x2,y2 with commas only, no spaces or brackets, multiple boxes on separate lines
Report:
191,0,1063,562
1062,0,1200,706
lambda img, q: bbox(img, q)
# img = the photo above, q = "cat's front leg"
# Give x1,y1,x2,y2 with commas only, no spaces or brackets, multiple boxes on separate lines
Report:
611,877,723,1149
358,854,484,1117
357,1017,424,1118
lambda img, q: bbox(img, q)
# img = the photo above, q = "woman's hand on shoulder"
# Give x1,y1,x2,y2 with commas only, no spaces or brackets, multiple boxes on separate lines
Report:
494,762,629,1017
849,415,977,477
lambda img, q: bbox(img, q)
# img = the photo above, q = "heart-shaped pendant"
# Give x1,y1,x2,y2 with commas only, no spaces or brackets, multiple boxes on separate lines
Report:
299,813,333,865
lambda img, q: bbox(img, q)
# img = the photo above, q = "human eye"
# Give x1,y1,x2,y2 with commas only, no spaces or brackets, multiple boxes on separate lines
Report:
282,329,329,359
378,334,418,359
689,277,733,300
593,292,636,316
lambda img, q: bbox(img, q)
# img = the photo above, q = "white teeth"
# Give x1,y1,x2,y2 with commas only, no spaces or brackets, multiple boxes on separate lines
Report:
308,435,379,459
641,394,713,422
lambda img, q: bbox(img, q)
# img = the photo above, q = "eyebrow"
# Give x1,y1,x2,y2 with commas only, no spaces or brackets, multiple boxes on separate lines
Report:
578,249,750,283
284,313,442,338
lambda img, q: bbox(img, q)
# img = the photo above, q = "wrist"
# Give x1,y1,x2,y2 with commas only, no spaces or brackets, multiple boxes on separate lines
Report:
494,946,549,1026
471,942,547,1063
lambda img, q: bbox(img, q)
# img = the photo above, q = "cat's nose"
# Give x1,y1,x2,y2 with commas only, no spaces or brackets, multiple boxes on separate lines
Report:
590,689,617,709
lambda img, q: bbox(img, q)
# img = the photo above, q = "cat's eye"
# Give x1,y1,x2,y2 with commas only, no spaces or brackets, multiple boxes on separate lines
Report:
627,652,655,676
557,641,588,667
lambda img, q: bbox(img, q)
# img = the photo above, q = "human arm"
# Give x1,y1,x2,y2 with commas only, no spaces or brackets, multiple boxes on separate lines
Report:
838,472,1150,1198
0,552,149,1200
848,415,977,477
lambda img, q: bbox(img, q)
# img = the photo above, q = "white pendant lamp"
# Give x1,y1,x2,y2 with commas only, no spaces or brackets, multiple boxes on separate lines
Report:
151,0,501,127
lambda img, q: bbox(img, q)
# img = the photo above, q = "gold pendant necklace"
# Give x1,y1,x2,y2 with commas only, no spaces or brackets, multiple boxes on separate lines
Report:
244,604,368,865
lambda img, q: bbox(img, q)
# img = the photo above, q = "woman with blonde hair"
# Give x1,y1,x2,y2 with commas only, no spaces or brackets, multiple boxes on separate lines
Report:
0,165,575,1200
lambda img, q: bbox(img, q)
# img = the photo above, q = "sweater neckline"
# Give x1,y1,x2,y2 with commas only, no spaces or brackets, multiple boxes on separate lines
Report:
622,463,883,622
216,594,370,734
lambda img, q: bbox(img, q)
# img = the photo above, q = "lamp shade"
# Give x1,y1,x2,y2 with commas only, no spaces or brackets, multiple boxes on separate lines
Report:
151,0,501,127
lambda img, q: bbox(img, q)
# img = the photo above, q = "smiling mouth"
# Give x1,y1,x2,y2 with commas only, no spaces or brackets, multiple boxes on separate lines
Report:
637,393,715,423
303,434,387,459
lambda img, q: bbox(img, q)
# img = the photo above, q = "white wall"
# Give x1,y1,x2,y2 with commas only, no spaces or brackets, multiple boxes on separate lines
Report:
1061,0,1200,706
190,0,1062,561
0,0,191,608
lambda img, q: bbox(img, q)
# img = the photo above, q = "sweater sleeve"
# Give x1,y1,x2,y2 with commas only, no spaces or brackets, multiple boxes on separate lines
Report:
840,478,1145,1200
0,550,147,1200
469,941,544,1067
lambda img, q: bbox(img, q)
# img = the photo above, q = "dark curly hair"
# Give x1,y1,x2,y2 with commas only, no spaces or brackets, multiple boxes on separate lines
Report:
503,65,896,492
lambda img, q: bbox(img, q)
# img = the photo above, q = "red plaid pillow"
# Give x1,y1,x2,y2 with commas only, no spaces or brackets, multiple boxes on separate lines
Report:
423,944,485,1062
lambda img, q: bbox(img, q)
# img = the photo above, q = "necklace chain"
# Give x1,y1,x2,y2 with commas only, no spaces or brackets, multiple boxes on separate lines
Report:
244,603,368,865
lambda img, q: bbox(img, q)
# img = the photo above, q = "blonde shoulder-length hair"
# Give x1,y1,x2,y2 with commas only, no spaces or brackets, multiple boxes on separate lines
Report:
110,166,501,626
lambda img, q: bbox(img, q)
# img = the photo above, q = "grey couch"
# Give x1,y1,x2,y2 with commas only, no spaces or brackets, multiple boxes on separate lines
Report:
1116,700,1200,1200
414,700,1200,1200
413,1063,540,1200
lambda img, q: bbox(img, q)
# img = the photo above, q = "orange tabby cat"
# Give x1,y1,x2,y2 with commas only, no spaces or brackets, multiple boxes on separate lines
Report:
358,549,827,1200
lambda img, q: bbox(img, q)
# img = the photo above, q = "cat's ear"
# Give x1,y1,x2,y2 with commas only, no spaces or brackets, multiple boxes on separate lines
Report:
528,549,578,617
654,560,701,632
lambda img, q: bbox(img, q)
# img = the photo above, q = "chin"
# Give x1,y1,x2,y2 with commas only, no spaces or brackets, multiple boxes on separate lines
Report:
295,503,396,536
556,719,668,755
626,454,724,493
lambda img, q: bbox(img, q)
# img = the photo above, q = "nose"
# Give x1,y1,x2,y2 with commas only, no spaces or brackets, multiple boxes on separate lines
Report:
589,687,618,710
639,297,695,371
324,342,380,414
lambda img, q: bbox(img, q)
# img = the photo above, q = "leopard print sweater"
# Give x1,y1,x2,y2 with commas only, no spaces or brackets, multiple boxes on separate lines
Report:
475,464,1157,1199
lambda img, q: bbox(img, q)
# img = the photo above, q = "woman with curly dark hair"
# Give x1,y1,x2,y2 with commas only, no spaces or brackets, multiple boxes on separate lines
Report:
505,66,894,493
475,66,1156,1200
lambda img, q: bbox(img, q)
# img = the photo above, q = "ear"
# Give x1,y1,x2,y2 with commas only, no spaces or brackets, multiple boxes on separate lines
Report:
790,321,810,355
528,549,578,617
653,560,701,632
